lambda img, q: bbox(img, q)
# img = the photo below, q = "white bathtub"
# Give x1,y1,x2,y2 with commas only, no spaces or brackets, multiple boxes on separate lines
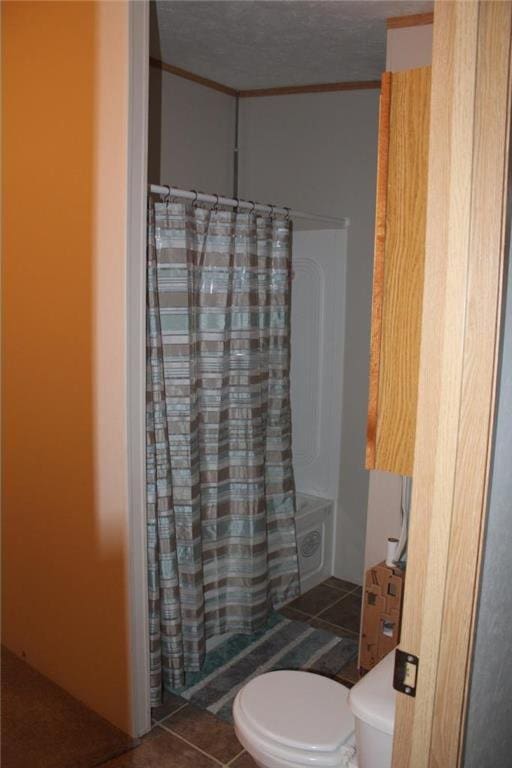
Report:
295,492,334,594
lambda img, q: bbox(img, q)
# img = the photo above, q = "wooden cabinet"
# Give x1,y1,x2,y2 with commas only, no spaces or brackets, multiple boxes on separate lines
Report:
366,67,431,477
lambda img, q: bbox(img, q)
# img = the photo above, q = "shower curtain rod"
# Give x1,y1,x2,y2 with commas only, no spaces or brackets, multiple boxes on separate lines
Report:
149,185,350,228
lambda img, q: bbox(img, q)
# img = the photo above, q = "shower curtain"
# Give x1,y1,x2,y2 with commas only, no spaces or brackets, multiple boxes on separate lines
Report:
146,198,300,705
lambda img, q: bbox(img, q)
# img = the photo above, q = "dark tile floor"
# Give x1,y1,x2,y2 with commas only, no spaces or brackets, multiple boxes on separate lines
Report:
101,703,252,768
99,578,363,768
282,576,362,686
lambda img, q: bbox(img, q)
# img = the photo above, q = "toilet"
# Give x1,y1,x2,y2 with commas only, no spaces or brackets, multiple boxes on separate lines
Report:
233,650,396,768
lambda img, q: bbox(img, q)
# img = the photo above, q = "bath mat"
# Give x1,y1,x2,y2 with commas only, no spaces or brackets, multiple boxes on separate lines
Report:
171,614,358,723
1,646,138,768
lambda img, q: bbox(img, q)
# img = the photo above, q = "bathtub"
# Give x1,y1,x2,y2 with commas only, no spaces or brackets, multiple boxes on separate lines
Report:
295,492,334,594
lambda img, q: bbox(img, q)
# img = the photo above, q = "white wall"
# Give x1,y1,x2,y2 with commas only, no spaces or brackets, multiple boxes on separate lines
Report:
364,471,403,569
387,24,433,72
148,67,235,195
239,90,379,584
363,23,433,571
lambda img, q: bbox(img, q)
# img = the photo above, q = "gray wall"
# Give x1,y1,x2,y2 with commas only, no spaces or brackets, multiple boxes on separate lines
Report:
239,91,379,583
463,241,512,765
147,72,379,584
148,68,236,196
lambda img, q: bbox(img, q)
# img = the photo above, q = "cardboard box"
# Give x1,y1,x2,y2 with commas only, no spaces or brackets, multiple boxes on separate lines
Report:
359,561,404,673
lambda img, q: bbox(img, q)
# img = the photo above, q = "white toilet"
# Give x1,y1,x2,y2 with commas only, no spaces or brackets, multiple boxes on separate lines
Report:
233,650,396,768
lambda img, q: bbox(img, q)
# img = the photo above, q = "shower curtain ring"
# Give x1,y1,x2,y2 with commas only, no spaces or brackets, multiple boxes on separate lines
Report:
191,189,199,208
164,185,172,208
213,193,220,212
249,200,256,215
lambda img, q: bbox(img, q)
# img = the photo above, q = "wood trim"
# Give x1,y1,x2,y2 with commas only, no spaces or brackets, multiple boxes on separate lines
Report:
387,12,434,29
392,2,512,766
238,81,381,97
149,57,239,97
365,72,391,470
150,57,380,98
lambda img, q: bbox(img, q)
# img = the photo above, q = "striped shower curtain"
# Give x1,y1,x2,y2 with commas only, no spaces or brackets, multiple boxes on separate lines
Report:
146,198,300,705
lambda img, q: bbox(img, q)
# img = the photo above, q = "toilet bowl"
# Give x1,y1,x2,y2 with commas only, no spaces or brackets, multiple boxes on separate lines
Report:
233,651,396,768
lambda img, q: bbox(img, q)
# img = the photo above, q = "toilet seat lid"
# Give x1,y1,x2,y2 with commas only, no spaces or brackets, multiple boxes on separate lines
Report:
237,670,354,754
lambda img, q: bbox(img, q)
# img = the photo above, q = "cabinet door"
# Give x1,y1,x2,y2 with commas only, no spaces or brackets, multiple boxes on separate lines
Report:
366,66,431,477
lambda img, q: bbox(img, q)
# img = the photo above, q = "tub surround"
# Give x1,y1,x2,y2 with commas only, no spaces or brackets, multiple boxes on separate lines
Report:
295,493,334,593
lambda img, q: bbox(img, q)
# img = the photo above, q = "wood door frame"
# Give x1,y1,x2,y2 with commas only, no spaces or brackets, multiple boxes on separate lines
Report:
392,2,512,766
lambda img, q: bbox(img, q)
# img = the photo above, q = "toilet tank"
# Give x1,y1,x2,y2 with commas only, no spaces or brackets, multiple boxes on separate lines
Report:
348,651,396,768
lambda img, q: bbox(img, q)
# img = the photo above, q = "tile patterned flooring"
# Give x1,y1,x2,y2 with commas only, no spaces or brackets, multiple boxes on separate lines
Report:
100,577,362,768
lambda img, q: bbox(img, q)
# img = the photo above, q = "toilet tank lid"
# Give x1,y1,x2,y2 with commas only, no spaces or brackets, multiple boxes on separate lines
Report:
348,651,396,736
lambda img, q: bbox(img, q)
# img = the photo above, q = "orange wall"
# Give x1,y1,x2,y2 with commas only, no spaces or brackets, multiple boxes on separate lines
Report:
2,1,133,733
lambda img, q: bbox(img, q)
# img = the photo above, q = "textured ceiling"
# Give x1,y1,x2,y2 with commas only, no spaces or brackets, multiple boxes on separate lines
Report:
151,0,433,90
